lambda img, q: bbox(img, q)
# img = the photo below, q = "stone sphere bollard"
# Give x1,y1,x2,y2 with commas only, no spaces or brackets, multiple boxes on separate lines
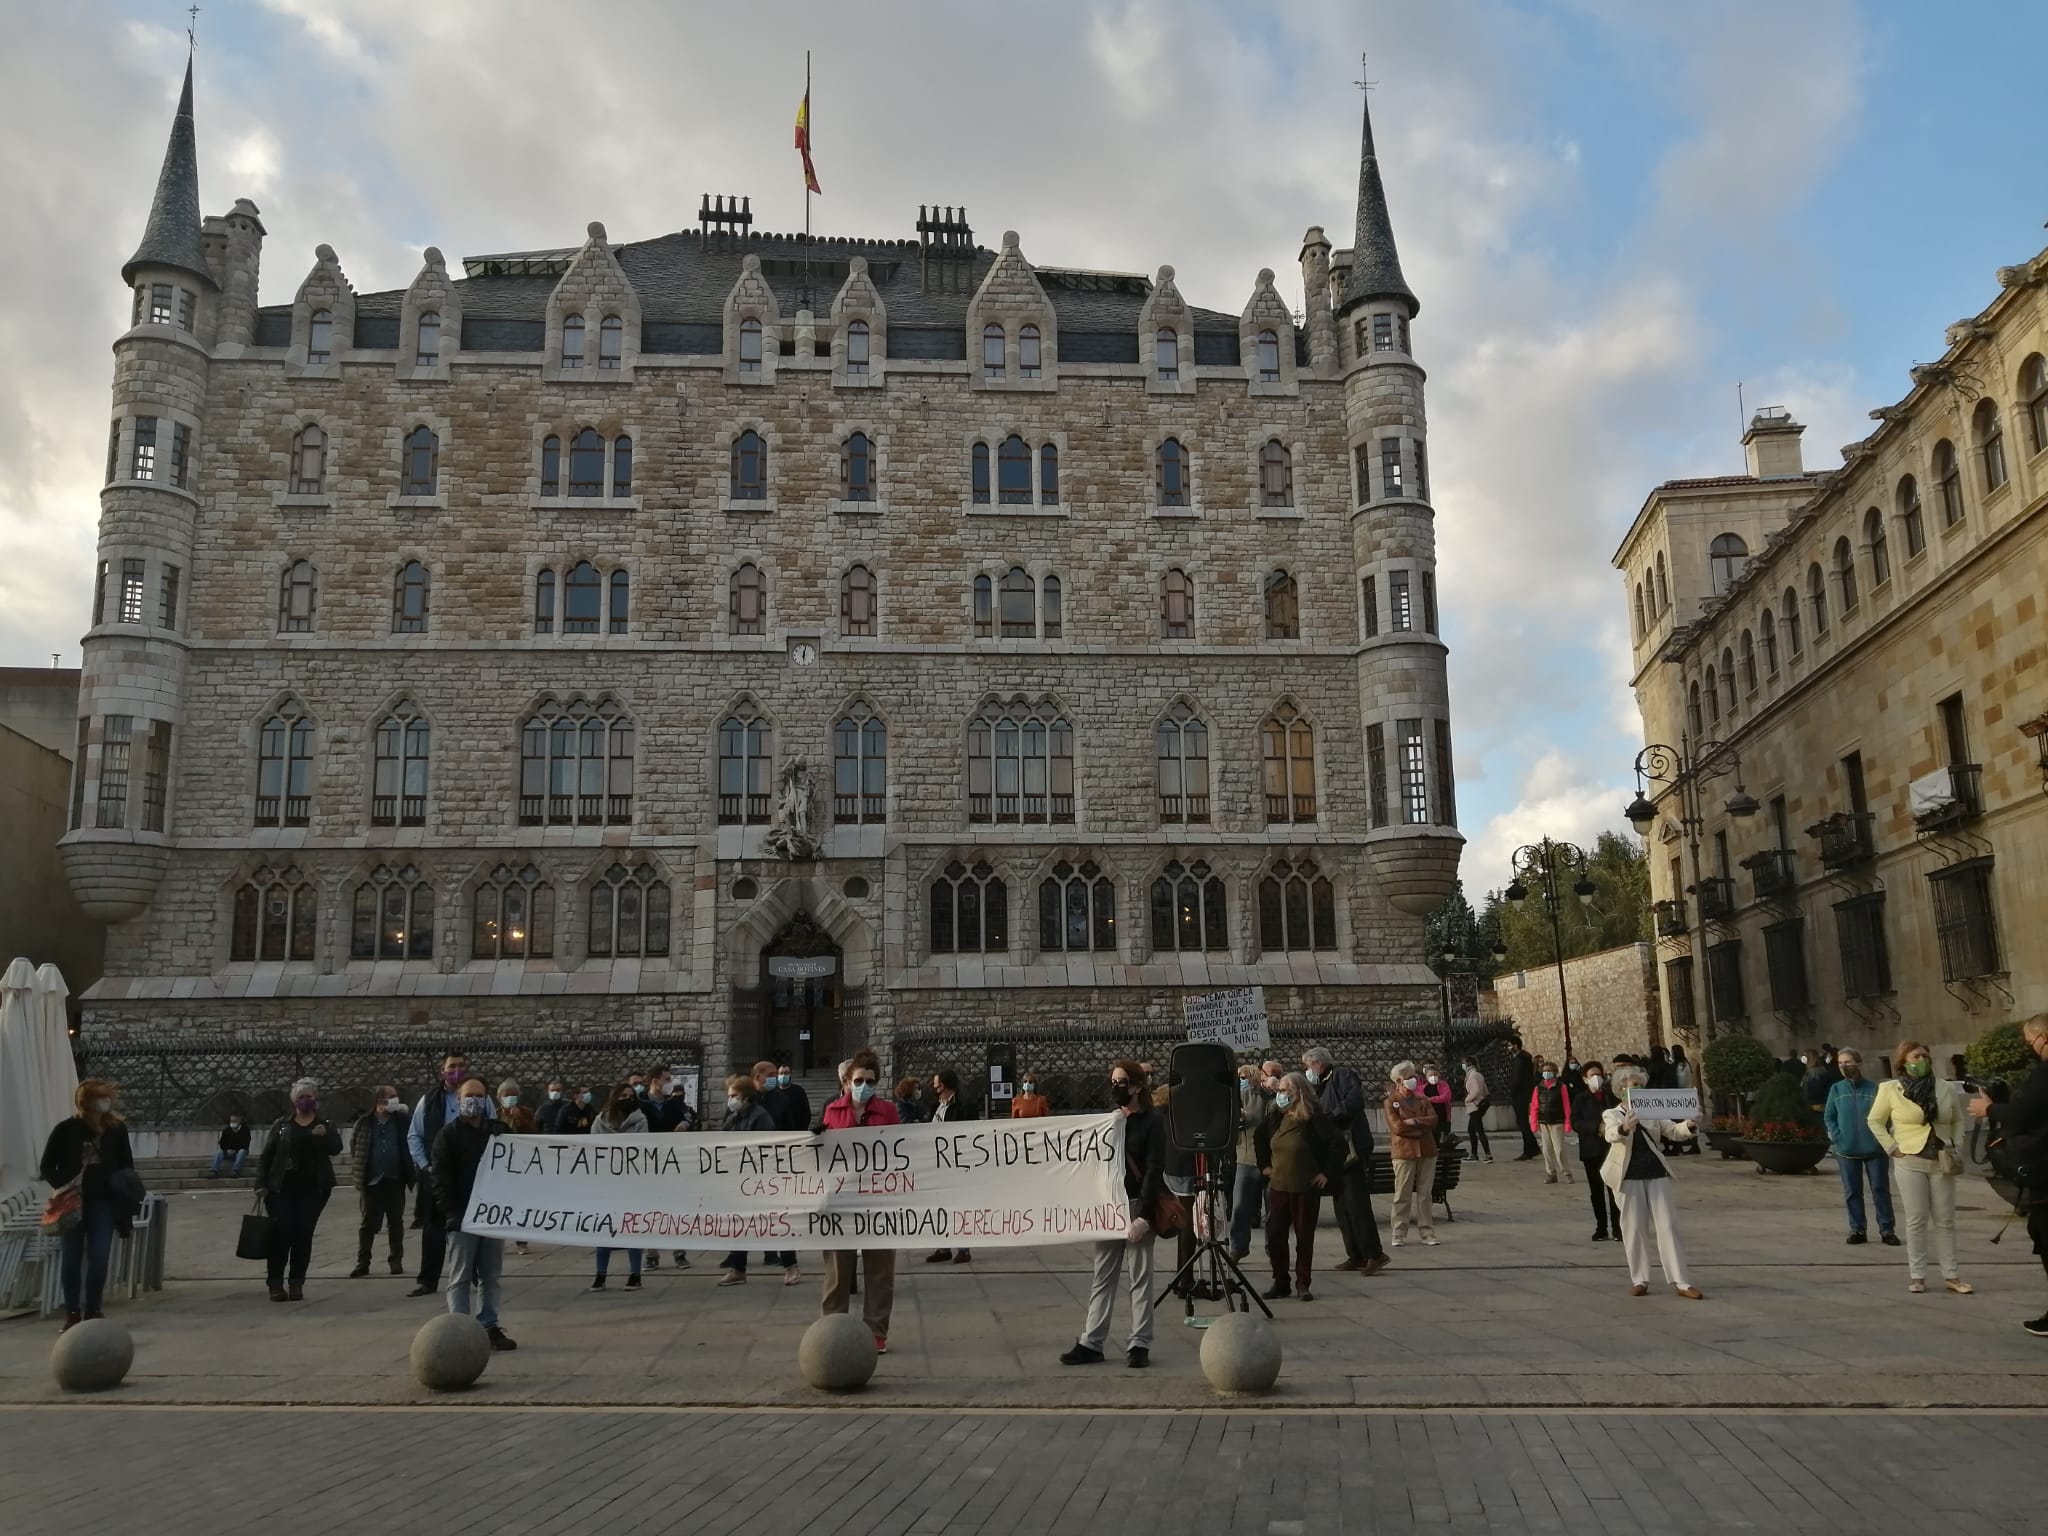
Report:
1200,1310,1282,1394
799,1313,878,1392
51,1319,134,1393
410,1312,491,1392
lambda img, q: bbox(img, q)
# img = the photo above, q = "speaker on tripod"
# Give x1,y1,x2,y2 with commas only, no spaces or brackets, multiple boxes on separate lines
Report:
1155,1040,1272,1322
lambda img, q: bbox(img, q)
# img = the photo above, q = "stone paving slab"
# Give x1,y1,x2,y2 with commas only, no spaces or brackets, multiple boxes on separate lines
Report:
4,1150,2043,1408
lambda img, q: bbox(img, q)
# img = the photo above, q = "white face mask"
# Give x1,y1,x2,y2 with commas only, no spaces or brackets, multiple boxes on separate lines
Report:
1021,1083,1035,1094
500,1094,519,1107
725,1095,743,1113
383,1098,403,1113
229,1118,243,1127
548,1090,562,1101
1402,1077,1419,1093
850,1081,877,1103
1585,1076,1604,1093
1425,1074,1439,1084
91,1098,112,1114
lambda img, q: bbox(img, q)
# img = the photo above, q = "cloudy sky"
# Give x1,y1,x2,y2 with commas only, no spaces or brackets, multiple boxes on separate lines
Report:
2,0,2043,895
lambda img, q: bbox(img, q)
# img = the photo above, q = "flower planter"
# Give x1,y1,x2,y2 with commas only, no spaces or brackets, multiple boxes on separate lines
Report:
1704,1129,1747,1160
1741,1139,1828,1175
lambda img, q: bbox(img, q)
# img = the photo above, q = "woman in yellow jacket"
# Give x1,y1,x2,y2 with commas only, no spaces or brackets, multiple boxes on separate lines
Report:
1866,1038,1973,1295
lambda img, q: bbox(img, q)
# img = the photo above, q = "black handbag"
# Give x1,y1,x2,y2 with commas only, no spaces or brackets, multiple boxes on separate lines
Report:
235,1191,275,1260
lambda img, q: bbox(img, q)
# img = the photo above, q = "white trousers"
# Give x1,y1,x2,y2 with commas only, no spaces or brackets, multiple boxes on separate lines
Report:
1391,1155,1437,1240
1538,1124,1571,1178
1616,1177,1690,1290
1892,1156,1959,1281
1077,1233,1156,1354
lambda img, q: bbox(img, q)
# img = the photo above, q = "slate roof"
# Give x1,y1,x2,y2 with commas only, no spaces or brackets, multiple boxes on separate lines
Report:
1338,93,1415,317
124,56,213,288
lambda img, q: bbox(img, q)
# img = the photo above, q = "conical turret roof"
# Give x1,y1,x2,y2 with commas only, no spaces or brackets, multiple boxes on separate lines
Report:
1337,91,1415,317
123,56,212,287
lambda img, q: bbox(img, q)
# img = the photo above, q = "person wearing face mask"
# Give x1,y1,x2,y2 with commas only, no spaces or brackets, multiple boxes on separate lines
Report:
430,1077,516,1349
209,1112,251,1178
1529,1062,1575,1184
775,1061,812,1135
717,1074,780,1286
535,1079,578,1135
1571,1063,1621,1241
496,1079,538,1135
405,1052,470,1297
1601,1062,1703,1300
1253,1070,1343,1300
1302,1045,1387,1276
1824,1048,1897,1248
1010,1072,1051,1118
818,1049,900,1349
348,1084,415,1278
588,1083,651,1291
1510,1037,1540,1159
1061,1060,1167,1367
256,1077,343,1303
39,1078,140,1332
1419,1063,1454,1149
1229,1065,1271,1261
1461,1057,1493,1163
1384,1061,1441,1247
893,1076,927,1124
926,1069,978,1265
1867,1039,1971,1295
1968,1014,2048,1336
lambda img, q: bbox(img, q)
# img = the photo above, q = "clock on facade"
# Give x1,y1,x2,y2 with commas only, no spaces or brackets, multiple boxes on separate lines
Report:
790,641,819,666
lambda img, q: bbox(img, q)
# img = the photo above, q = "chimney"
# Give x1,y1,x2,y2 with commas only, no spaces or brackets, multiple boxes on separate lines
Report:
1742,407,1805,478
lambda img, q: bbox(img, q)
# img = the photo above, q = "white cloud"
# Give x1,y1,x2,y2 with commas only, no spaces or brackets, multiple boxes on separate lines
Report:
1463,751,1639,897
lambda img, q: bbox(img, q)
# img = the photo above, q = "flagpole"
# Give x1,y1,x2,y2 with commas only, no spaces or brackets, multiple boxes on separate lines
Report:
804,48,813,312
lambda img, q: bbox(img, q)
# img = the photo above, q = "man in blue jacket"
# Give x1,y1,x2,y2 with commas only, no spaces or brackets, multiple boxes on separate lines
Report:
1824,1048,1897,1247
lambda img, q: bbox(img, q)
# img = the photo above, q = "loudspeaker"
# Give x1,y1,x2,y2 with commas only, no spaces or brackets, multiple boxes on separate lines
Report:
1166,1041,1239,1152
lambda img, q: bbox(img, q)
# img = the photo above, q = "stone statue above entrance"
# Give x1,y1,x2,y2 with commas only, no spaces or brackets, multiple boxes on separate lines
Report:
763,754,819,860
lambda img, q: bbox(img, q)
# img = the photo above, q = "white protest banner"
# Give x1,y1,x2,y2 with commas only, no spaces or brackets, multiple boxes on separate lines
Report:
1184,986,1269,1052
463,1111,1129,1251
1625,1088,1702,1121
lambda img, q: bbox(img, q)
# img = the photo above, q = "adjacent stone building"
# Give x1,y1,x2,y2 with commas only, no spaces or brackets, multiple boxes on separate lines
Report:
62,61,1462,1101
1614,246,2048,1066
1491,943,1662,1073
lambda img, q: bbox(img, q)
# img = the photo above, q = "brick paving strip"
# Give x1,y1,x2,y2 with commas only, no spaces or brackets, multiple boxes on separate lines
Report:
4,1154,2043,1410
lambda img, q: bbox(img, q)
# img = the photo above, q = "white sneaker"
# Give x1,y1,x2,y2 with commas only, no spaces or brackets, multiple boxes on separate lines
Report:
1390,1237,1404,1248
1422,1236,1440,1246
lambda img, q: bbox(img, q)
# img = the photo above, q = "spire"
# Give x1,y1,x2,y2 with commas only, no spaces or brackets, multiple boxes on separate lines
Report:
123,54,212,287
1337,84,1416,318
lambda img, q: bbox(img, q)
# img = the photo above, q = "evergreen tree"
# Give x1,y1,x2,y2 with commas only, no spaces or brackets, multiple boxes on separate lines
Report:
1484,829,1651,974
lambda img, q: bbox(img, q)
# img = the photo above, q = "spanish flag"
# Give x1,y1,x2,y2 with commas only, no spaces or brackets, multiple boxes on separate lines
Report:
794,92,821,195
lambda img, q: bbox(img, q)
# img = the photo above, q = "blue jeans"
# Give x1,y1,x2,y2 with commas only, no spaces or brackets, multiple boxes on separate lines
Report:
210,1149,246,1176
594,1246,641,1278
1838,1153,1895,1236
1230,1161,1265,1254
60,1197,120,1315
446,1231,503,1329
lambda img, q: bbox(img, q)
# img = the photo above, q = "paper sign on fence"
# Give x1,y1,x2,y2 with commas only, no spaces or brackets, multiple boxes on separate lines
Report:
1625,1088,1702,1121
1183,986,1270,1052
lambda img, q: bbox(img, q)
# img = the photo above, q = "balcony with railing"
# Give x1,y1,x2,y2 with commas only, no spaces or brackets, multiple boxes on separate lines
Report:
254,795,311,829
1912,763,1983,831
1811,812,1875,871
718,792,771,825
1654,899,1689,938
968,793,1076,825
370,795,427,828
519,793,633,827
1691,876,1737,922
1158,793,1210,824
1741,847,1797,903
833,794,886,824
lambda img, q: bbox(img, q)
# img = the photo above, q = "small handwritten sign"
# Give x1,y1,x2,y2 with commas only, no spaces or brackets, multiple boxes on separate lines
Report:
1184,987,1270,1052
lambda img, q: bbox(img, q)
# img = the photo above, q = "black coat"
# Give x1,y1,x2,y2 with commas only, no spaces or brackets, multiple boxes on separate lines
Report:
348,1111,417,1191
930,1094,978,1123
1120,1107,1168,1226
1572,1087,1619,1159
1990,1054,2048,1207
40,1117,137,1207
429,1114,508,1231
535,1098,582,1134
257,1115,344,1197
217,1122,252,1153
1513,1050,1537,1097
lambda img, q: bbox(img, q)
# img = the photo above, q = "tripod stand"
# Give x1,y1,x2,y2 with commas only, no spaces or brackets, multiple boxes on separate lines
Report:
1152,1153,1272,1323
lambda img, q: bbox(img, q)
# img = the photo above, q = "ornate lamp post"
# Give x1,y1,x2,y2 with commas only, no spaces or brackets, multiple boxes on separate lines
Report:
1624,735,1757,1047
1505,839,1599,1066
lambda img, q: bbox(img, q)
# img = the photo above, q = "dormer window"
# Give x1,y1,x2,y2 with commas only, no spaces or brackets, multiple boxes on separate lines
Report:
1019,325,1041,378
1155,329,1180,382
845,319,870,376
598,315,622,369
738,317,763,374
560,314,585,369
307,309,333,365
982,324,1005,379
1256,330,1281,383
415,311,440,367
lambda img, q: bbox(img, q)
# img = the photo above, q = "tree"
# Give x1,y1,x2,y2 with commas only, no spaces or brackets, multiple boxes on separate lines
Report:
1483,829,1652,974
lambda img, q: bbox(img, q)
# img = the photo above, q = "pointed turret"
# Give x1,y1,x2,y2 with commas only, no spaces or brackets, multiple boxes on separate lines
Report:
1337,91,1414,318
124,55,212,288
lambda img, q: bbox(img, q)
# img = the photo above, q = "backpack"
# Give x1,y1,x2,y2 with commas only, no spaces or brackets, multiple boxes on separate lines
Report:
1987,1126,2045,1189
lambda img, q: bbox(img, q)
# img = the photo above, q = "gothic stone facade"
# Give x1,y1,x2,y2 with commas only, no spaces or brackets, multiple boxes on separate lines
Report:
63,65,1461,1085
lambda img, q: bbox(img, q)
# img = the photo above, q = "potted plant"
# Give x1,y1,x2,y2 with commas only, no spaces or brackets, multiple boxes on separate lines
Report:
1700,1033,1779,1159
1705,1114,1747,1159
1741,1071,1830,1174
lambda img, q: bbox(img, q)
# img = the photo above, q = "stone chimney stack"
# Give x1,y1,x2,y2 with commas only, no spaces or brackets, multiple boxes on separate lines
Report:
1742,407,1806,478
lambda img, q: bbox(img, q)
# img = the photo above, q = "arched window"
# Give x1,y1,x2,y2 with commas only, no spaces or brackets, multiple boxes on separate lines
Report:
1708,532,1748,595
1704,666,1721,724
290,423,325,494
997,434,1030,504
1150,858,1227,953
1264,569,1299,640
967,702,1074,824
1654,551,1669,613
306,308,332,364
1018,324,1041,379
998,566,1036,638
842,432,875,502
1155,328,1180,382
1865,507,1890,587
1256,329,1281,383
1039,860,1116,953
1898,475,1926,558
1807,561,1829,636
730,562,767,635
1934,439,1963,526
472,863,553,960
2022,353,2048,456
598,314,622,369
1259,439,1293,507
982,323,1005,379
517,696,633,826
254,704,314,828
539,434,561,496
841,563,877,637
560,313,585,369
611,435,632,496
716,704,773,825
1259,857,1336,952
563,560,602,633
534,568,555,634
1686,682,1703,738
1039,443,1059,505
832,703,886,823
371,702,429,827
1261,703,1316,824
230,864,317,962
1974,398,2007,492
1834,534,1858,614
1759,609,1778,677
350,864,433,961
1161,569,1195,639
972,572,993,637
1633,584,1647,639
931,859,1007,954
415,311,440,368
737,316,762,373
278,560,317,633
971,442,991,504
1156,438,1190,506
731,429,767,499
1781,586,1802,657
392,560,430,634
402,425,438,495
1042,574,1063,639
588,862,669,958
1719,648,1737,716
844,318,870,376
1739,630,1756,694
608,568,629,634
568,427,605,496
1157,702,1209,824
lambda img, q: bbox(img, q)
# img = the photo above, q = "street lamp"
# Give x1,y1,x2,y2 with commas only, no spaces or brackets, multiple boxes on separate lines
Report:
1506,838,1596,1066
1625,734,1756,1048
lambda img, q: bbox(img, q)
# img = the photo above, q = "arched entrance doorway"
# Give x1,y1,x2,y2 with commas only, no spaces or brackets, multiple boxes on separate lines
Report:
757,912,845,1073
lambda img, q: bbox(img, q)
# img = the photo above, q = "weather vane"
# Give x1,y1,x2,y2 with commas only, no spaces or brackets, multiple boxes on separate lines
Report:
1355,51,1374,94
187,6,200,48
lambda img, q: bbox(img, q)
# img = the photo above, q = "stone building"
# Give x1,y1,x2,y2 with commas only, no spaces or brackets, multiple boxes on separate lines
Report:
60,61,1461,1104
1614,245,2048,1066
1490,943,1662,1074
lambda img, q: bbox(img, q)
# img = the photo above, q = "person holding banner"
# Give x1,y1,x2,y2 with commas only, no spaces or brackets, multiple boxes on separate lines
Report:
717,1074,789,1287
819,1049,900,1352
927,1069,977,1265
588,1085,649,1292
431,1078,517,1349
1600,1063,1703,1301
1061,1060,1167,1368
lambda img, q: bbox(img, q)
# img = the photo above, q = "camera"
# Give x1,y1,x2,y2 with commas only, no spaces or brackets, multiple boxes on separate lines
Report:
1964,1077,2010,1104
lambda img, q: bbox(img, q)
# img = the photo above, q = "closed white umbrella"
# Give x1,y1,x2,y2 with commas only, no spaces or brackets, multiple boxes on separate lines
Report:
30,964,79,1133
0,958,47,1200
